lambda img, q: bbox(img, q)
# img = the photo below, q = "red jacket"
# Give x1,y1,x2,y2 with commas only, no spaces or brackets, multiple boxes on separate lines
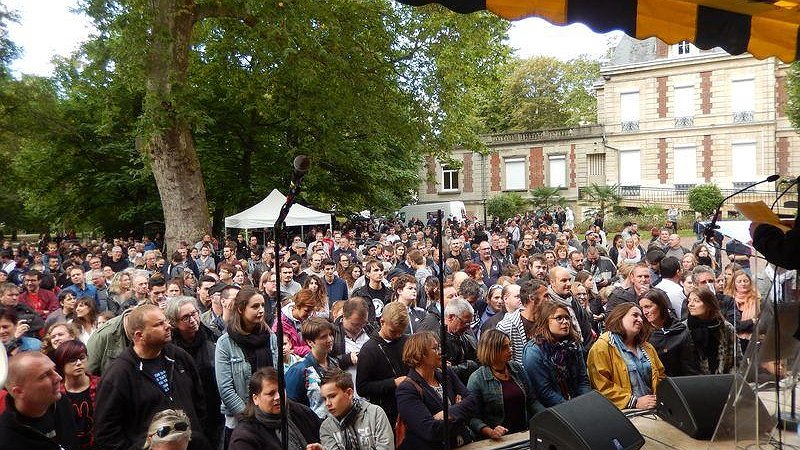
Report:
19,288,59,320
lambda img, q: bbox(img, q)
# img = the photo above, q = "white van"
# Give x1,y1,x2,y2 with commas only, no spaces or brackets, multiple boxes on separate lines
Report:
397,201,466,225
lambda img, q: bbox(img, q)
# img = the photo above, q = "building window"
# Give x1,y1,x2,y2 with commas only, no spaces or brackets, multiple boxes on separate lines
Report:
673,145,697,184
677,41,692,55
504,157,526,191
619,149,641,186
674,85,694,127
731,142,757,182
587,153,606,177
441,165,459,192
548,155,566,188
620,91,640,132
731,78,755,123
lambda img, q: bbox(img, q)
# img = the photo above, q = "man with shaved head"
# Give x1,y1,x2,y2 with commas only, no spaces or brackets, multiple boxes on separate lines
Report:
547,266,593,346
0,352,80,449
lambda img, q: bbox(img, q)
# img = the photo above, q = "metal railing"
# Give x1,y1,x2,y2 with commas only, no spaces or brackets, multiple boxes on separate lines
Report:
621,121,640,132
485,124,605,145
578,185,778,206
732,111,754,123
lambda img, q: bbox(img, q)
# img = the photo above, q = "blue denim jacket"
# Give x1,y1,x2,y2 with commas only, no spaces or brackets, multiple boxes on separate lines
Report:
522,340,591,407
214,331,279,417
466,362,544,436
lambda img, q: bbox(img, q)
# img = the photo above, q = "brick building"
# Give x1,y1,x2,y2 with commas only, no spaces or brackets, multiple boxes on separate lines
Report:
417,36,798,220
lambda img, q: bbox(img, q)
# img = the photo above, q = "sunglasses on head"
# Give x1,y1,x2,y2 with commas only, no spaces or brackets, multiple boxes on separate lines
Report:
151,422,189,439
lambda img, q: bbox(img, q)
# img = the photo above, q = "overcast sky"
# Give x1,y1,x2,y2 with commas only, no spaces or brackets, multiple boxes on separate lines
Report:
4,0,621,76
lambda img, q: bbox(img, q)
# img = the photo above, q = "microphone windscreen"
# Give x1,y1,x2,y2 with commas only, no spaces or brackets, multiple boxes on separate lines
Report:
293,155,311,173
766,174,781,182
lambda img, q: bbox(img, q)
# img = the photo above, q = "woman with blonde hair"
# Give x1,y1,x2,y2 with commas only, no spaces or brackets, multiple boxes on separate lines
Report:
728,270,759,351
396,331,476,449
617,234,643,265
107,269,134,313
144,409,191,450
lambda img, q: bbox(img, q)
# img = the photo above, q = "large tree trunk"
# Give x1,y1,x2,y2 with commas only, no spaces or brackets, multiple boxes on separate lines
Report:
143,0,210,253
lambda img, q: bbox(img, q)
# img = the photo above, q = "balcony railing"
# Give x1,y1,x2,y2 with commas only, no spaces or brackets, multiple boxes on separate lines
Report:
621,121,640,132
674,116,694,128
578,185,777,206
732,111,754,123
485,125,605,145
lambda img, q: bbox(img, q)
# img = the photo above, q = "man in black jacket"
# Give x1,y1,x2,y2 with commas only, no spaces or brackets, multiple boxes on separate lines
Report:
93,304,211,450
0,352,80,450
330,298,373,374
355,301,409,426
442,298,479,384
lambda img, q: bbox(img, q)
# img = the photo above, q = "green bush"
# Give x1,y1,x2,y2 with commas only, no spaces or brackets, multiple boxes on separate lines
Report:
687,184,724,215
486,192,528,222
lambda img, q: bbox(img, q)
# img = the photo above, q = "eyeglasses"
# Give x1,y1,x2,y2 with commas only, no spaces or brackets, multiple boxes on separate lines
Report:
69,354,88,364
575,292,588,297
550,315,571,324
150,421,189,438
454,315,474,324
179,311,200,324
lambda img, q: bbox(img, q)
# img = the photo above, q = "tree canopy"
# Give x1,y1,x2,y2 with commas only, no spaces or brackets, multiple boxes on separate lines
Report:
1,1,510,241
482,55,600,132
687,184,723,215
485,192,527,222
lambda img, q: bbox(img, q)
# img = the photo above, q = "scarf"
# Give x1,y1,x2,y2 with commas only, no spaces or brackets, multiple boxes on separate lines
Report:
538,337,580,399
687,315,721,373
334,398,363,450
255,407,306,450
228,327,273,370
546,287,582,335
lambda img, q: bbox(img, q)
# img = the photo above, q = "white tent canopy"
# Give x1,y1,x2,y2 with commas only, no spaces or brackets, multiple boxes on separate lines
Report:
224,189,331,229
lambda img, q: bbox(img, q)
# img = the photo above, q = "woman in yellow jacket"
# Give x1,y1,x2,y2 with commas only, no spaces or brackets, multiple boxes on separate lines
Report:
587,302,666,410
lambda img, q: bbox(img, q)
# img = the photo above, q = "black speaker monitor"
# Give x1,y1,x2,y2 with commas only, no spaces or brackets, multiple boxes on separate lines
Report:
529,390,645,450
656,374,733,440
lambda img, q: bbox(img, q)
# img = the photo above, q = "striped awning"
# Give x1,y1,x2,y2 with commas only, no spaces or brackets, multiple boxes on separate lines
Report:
396,0,800,62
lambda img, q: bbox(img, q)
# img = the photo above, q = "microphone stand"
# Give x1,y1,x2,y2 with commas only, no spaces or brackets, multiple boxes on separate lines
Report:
705,174,780,244
437,209,450,450
274,157,308,450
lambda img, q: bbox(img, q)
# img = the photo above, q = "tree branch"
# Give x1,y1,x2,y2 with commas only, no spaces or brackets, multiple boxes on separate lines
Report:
196,1,255,25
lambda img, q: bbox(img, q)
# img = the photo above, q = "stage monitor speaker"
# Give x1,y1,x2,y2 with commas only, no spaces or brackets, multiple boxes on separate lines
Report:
656,374,734,440
529,390,645,450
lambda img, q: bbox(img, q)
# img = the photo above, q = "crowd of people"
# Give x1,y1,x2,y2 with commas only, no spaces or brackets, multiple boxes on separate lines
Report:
0,209,773,449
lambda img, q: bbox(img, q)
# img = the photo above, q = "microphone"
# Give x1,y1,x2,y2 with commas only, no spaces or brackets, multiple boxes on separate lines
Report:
290,155,310,189
705,174,780,243
771,176,799,209
287,155,310,199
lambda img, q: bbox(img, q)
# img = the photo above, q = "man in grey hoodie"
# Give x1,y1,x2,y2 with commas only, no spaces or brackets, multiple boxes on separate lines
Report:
319,368,394,450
